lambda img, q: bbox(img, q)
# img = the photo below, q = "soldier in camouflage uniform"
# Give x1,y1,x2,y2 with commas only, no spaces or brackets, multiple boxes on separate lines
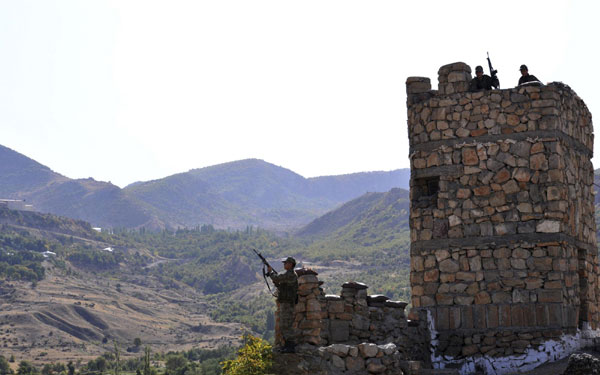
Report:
267,257,298,353
469,65,499,92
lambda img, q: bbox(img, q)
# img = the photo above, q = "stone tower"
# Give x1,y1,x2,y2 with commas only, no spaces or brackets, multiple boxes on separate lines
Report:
406,62,598,373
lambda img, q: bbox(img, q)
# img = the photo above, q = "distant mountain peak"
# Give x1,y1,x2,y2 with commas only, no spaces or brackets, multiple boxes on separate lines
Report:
1,143,411,231
0,144,66,197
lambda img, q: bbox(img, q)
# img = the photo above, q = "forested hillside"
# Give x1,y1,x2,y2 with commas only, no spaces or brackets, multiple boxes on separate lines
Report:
0,182,414,368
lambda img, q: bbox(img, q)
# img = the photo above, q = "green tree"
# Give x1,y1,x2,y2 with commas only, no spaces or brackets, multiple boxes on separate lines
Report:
0,356,12,375
221,335,272,375
67,362,74,375
113,342,120,375
165,354,187,375
133,338,142,347
51,364,66,375
87,356,108,374
143,347,151,375
16,361,38,375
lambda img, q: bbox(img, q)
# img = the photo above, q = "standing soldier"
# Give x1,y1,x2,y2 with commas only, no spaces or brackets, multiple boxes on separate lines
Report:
518,65,541,85
267,257,298,353
469,65,499,92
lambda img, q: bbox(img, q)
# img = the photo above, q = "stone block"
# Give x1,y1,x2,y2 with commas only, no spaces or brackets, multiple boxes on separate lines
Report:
329,300,345,314
439,259,460,273
331,354,345,369
455,296,474,305
533,257,553,271
352,315,369,331
487,305,499,328
436,307,450,330
423,270,439,283
493,248,511,258
536,220,560,233
456,272,476,282
358,342,379,358
469,256,482,271
307,299,321,312
449,307,461,330
356,289,368,299
330,320,350,342
474,186,491,196
473,305,486,329
457,188,471,199
436,293,454,305
474,291,491,304
499,305,511,327
298,282,318,291
298,275,319,284
538,290,562,303
300,319,321,329
342,281,368,290
462,306,473,329
548,304,563,326
511,305,524,327
366,359,386,374
502,180,520,194
345,356,365,371
378,343,397,355
510,258,527,269
530,153,548,170
523,305,536,326
448,71,470,83
462,148,479,166
512,289,529,303
462,344,479,356
406,77,431,94
482,257,497,270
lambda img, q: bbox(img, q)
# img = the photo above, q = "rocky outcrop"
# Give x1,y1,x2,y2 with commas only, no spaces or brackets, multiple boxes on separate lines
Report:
563,353,600,375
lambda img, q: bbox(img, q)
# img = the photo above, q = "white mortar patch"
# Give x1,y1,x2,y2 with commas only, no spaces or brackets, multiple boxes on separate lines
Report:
425,309,600,374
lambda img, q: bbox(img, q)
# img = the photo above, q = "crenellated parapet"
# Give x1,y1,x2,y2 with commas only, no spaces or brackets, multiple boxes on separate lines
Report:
273,269,428,374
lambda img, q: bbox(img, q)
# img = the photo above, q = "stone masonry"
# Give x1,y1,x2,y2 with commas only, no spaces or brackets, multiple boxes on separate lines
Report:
273,269,429,374
406,62,599,373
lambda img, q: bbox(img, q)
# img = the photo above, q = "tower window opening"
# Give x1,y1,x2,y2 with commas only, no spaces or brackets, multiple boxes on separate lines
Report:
413,176,440,208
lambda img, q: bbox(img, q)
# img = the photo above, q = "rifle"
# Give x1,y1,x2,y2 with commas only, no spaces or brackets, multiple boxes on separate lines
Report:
252,248,276,295
487,52,499,88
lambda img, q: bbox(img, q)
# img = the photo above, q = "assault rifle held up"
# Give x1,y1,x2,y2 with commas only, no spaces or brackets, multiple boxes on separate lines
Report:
252,248,277,295
487,52,499,89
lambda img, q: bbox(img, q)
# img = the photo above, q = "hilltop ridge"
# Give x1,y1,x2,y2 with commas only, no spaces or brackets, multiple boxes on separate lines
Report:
0,146,410,230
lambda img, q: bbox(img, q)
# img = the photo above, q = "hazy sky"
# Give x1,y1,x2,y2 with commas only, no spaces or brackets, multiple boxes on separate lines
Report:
1,0,599,187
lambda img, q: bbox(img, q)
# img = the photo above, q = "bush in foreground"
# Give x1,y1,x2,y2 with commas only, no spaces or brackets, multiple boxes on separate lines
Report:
221,335,272,375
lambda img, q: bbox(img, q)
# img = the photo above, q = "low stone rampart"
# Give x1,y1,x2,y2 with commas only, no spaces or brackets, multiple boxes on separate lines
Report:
274,269,428,374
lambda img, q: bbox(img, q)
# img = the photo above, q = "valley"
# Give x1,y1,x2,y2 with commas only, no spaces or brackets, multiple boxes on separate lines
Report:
0,187,412,367
0,266,244,365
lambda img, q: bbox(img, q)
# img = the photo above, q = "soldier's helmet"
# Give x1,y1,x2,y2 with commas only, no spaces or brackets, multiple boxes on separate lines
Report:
520,64,528,71
475,65,483,73
281,257,296,266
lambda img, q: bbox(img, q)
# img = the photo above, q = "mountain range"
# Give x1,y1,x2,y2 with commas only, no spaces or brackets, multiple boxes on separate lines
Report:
0,144,410,231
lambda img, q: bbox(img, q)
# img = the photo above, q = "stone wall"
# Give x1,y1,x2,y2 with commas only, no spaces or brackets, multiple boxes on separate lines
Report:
277,270,429,374
406,62,598,374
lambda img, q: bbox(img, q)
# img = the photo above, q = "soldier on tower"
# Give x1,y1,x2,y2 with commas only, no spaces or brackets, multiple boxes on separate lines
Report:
518,64,541,85
469,65,499,92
